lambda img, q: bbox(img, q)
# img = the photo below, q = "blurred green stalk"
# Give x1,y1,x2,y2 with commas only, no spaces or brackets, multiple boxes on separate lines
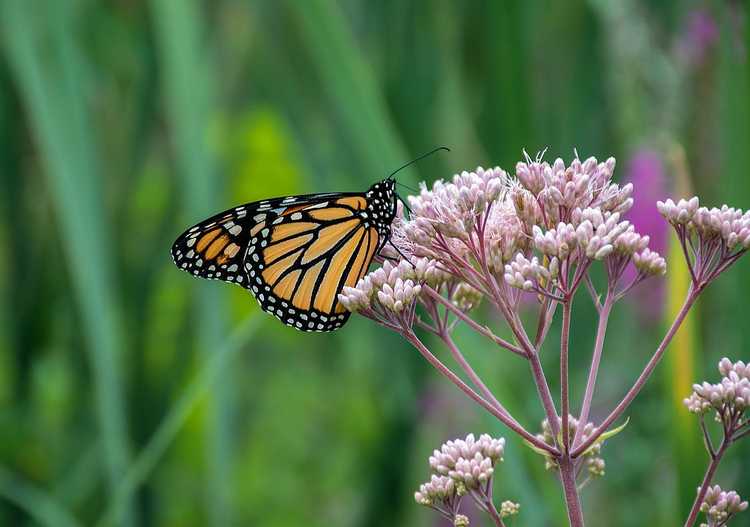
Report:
0,467,82,527
286,0,412,183
0,1,134,524
664,231,701,520
96,316,261,527
149,1,233,525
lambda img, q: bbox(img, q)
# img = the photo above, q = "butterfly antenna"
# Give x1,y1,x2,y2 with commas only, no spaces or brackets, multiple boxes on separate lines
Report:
387,146,450,180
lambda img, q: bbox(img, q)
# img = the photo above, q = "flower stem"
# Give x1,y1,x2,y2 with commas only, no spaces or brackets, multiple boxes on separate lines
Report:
423,286,525,356
561,300,572,452
683,439,729,527
573,293,613,448
559,455,586,527
528,349,561,440
403,331,558,455
573,287,698,457
485,500,507,527
441,331,518,426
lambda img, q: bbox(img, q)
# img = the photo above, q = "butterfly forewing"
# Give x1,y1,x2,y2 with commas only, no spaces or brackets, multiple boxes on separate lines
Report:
171,185,392,332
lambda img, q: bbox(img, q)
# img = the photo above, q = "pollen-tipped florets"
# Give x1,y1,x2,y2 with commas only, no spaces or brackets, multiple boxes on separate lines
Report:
658,197,750,250
429,433,506,478
514,154,628,226
699,485,748,527
338,258,442,314
685,357,750,414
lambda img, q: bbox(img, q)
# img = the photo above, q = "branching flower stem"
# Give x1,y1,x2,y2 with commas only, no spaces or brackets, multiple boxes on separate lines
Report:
573,292,614,448
683,439,730,527
485,500,507,527
561,299,573,453
403,330,559,456
559,455,586,527
573,286,699,457
423,285,525,357
440,331,516,425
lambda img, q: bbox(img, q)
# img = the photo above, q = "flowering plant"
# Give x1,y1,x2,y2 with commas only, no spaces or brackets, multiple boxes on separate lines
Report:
339,152,750,526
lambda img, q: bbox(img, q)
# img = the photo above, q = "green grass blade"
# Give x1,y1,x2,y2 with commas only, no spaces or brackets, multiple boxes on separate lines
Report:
0,467,82,527
148,1,233,524
286,0,412,183
0,2,133,524
96,315,262,527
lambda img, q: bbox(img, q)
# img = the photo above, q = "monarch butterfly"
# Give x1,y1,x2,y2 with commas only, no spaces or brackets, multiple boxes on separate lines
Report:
171,148,446,331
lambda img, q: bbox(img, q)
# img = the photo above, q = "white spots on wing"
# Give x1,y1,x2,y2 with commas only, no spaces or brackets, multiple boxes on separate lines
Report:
261,228,270,238
307,201,328,209
282,197,297,204
290,212,303,220
253,213,266,222
196,259,203,267
186,237,196,247
252,253,259,262
227,264,238,272
272,217,284,225
229,224,242,235
186,249,194,258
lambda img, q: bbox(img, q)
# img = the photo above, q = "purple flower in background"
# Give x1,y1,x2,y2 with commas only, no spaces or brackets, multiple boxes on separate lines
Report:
678,9,719,68
624,150,668,317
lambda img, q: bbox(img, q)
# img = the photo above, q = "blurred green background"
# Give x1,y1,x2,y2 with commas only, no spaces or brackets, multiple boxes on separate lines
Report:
1,0,749,526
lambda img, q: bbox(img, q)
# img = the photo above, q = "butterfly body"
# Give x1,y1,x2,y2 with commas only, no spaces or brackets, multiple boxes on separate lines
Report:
171,178,397,331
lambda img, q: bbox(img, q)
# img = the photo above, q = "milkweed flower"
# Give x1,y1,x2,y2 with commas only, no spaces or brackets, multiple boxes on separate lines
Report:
414,474,459,506
699,485,748,527
429,433,506,477
684,359,750,527
658,197,750,285
417,433,514,525
684,358,750,420
500,500,520,518
338,258,437,313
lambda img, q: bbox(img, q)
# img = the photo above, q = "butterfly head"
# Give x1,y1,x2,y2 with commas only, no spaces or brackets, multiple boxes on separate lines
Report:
366,178,398,238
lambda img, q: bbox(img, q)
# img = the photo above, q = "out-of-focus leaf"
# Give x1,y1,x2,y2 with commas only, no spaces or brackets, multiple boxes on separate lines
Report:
0,1,134,524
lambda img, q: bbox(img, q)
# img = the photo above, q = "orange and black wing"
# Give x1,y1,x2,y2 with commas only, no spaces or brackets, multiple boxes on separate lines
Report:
245,195,380,331
171,194,380,331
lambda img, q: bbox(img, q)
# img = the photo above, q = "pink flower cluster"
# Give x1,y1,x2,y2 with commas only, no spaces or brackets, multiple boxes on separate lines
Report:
340,153,669,322
685,358,750,414
699,485,748,527
415,433,515,524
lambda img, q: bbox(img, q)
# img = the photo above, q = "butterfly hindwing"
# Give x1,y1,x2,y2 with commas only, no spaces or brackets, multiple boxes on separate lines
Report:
243,195,380,331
